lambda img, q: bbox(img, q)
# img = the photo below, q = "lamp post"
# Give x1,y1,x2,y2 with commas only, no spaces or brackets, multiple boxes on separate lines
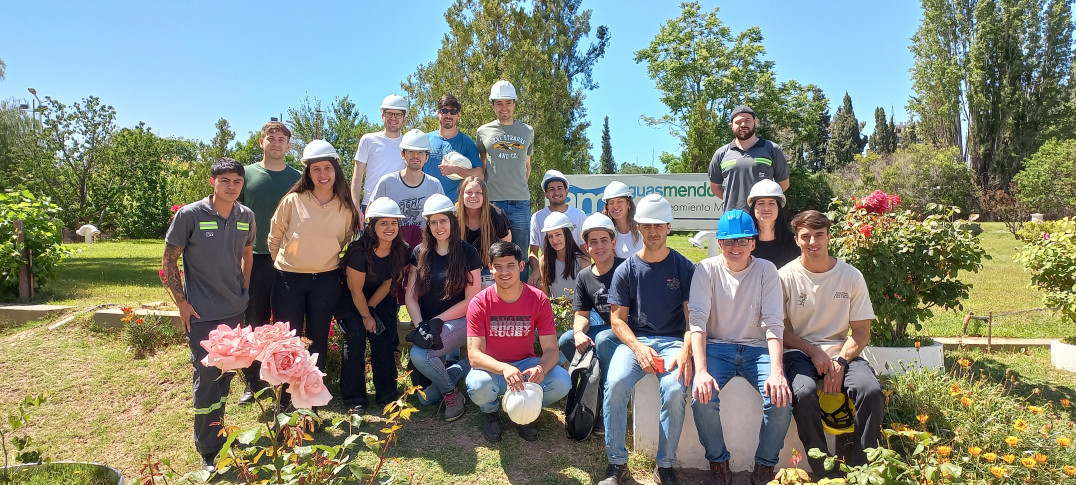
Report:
27,87,44,127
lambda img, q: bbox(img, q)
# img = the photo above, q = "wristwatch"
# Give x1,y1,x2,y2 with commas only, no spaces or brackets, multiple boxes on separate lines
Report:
834,356,849,367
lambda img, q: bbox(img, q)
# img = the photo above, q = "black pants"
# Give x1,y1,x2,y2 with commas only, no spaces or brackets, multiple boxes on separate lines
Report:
271,270,341,372
786,351,885,469
242,254,276,389
187,317,241,454
336,294,400,408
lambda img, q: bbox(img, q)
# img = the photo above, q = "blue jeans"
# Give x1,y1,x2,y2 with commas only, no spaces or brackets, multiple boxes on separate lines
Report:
692,343,793,466
604,336,688,467
492,200,531,280
557,314,620,386
465,356,571,413
409,317,471,405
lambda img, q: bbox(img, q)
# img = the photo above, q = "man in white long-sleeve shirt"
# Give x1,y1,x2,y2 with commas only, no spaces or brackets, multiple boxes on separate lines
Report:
686,209,792,485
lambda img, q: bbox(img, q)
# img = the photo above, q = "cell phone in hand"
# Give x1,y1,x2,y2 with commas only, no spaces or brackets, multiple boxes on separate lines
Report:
652,356,666,374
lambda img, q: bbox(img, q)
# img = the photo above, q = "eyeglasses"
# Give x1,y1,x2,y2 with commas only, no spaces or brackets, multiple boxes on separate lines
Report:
438,108,460,115
383,111,405,119
718,238,753,247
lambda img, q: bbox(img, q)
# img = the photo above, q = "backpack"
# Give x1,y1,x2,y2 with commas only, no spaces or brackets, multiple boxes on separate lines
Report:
564,347,602,441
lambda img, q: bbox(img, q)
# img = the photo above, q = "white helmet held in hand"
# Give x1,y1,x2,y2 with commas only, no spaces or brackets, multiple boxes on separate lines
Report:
380,94,409,112
442,151,473,181
602,181,632,201
542,211,574,233
634,193,674,224
489,80,518,101
365,197,405,220
400,129,431,151
502,382,543,425
747,179,786,207
422,193,456,217
300,139,340,165
581,213,616,239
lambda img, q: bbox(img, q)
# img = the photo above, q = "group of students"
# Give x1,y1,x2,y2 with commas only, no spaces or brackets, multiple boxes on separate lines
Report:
163,85,884,485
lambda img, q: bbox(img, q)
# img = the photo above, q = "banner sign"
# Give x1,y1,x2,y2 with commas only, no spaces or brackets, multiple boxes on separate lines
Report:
563,173,723,231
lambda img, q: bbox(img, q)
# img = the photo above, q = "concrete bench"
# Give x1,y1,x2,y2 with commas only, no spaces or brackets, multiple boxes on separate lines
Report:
633,374,834,473
0,304,75,324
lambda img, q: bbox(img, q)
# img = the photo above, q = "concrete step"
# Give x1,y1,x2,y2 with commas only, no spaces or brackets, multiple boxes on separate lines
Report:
0,304,76,324
933,337,1053,350
94,308,182,331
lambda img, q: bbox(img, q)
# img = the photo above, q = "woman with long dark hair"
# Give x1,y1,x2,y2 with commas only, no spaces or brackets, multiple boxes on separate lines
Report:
405,194,482,421
455,176,511,286
747,179,798,268
601,181,643,258
539,212,590,299
337,197,410,414
268,140,360,376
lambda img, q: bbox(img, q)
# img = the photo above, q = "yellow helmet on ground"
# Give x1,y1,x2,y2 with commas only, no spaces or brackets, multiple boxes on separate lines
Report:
818,390,856,435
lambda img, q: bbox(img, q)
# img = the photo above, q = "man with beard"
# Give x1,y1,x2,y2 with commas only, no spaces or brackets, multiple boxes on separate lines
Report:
426,93,483,201
707,106,790,212
352,94,409,213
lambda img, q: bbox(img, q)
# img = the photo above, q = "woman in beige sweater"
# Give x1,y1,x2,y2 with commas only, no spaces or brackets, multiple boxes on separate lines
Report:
268,140,361,374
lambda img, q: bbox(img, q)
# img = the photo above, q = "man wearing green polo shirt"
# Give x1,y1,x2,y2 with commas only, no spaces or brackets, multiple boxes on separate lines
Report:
163,157,255,473
707,106,790,212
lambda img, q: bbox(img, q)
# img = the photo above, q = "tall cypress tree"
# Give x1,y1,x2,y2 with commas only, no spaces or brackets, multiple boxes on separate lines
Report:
599,116,615,173
825,92,868,171
869,107,897,154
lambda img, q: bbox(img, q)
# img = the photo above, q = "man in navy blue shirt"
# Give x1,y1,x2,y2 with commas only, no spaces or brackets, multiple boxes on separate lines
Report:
598,194,695,485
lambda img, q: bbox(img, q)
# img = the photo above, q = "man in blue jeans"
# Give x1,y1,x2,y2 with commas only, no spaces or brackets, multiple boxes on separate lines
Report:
687,210,792,485
465,241,570,443
600,194,695,485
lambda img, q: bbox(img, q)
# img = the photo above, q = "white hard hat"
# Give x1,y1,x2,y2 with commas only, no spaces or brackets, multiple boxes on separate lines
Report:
422,193,456,217
747,179,786,207
442,151,473,181
380,94,409,112
502,382,543,425
365,197,405,220
489,80,518,101
634,193,673,224
300,139,340,165
581,213,616,239
541,170,568,191
400,129,431,151
541,211,574,233
602,181,633,201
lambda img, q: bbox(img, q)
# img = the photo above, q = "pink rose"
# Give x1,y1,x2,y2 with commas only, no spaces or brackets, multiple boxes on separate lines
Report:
287,358,332,409
200,324,257,371
251,321,298,360
260,339,313,386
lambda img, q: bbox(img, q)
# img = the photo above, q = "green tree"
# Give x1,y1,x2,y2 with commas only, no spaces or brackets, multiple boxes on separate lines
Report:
869,107,897,155
635,2,825,173
39,96,118,228
910,0,1075,191
231,131,264,166
825,92,868,171
0,58,6,80
598,116,614,174
106,124,172,237
803,90,830,172
199,117,235,163
1013,138,1076,217
0,102,46,192
402,0,609,203
620,161,658,174
288,95,375,178
898,120,919,149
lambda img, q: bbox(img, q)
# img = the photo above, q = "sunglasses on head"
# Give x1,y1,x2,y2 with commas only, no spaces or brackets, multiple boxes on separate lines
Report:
438,108,460,115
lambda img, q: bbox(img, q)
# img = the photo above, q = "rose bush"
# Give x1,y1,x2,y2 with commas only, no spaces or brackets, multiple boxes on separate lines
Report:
828,191,987,346
1015,217,1076,333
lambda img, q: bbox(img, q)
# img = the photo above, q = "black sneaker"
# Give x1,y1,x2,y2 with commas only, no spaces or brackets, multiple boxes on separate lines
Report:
483,412,502,443
592,411,605,436
595,463,628,485
518,422,538,441
751,463,776,485
654,466,681,485
347,404,366,415
201,452,217,473
237,389,255,405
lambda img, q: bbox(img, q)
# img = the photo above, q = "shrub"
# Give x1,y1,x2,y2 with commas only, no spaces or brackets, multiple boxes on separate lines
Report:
980,189,1030,239
1013,138,1076,218
832,146,979,216
829,191,987,345
0,189,69,299
786,164,836,215
1016,218,1076,329
119,306,184,359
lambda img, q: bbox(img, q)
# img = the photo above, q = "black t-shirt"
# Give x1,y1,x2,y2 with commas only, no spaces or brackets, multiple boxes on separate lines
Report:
572,257,625,325
340,240,407,314
410,243,482,319
464,204,511,252
753,238,799,270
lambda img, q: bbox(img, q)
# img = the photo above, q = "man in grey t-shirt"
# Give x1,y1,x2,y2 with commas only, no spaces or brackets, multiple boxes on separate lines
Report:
371,129,446,251
477,80,534,270
707,106,789,213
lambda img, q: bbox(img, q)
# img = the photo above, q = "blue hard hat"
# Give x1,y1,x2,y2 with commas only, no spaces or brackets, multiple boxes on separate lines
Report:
717,209,759,239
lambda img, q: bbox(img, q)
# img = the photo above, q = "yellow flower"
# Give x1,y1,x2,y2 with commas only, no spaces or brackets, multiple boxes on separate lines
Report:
983,452,997,462
917,414,929,424
1033,453,1047,464
1064,465,1076,476
1005,436,1020,446
936,445,952,456
1062,398,1071,408
990,465,1005,478
948,384,962,397
1021,457,1036,469
1003,454,1016,464
968,446,982,457
892,423,908,432
957,358,971,368
1028,405,1043,413
1013,420,1028,432
1058,436,1072,447
961,396,972,407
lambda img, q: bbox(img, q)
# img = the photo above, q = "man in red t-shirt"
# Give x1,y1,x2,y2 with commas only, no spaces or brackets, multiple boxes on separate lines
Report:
465,241,571,443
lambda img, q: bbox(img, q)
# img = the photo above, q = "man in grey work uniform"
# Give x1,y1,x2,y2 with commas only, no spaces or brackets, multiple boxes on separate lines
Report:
162,157,255,473
708,106,790,212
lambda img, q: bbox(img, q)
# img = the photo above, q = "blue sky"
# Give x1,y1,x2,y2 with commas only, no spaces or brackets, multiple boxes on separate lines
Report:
0,1,921,170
